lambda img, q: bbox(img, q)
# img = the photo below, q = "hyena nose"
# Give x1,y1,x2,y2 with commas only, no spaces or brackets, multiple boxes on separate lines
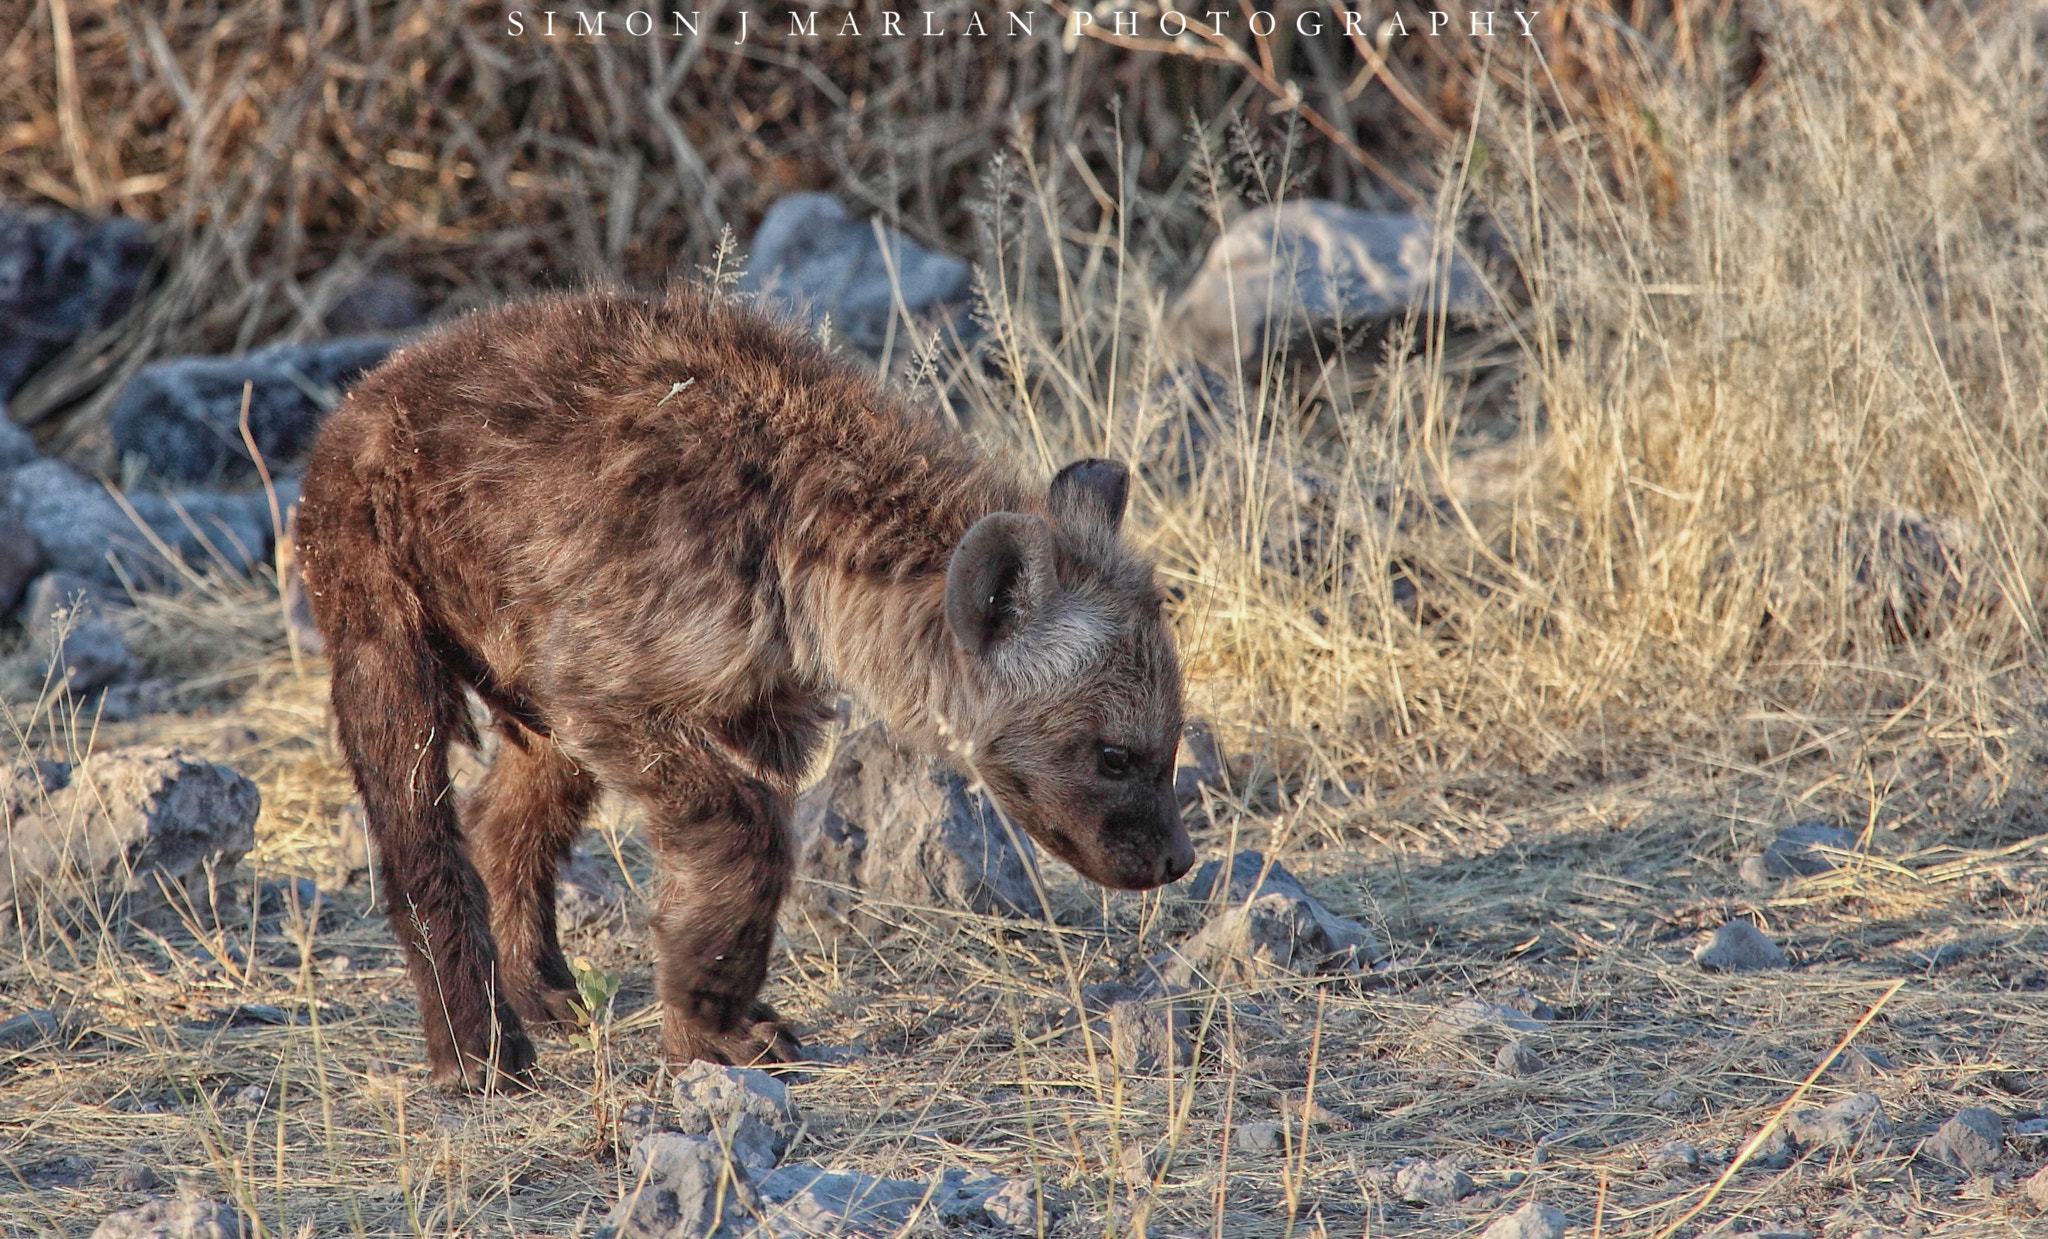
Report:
1161,828,1195,884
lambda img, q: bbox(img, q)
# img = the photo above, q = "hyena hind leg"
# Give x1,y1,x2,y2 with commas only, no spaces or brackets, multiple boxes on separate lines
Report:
465,726,600,1031
327,630,535,1090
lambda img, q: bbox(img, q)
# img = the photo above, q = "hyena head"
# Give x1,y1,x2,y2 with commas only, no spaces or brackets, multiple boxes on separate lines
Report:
943,458,1196,891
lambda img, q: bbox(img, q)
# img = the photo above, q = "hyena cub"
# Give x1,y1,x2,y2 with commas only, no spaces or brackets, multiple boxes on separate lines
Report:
297,287,1195,1088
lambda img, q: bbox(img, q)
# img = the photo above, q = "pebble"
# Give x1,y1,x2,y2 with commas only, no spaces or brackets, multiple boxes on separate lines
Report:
1235,1121,1285,1153
1694,920,1790,971
1650,1142,1701,1172
0,1008,61,1050
88,1196,247,1239
1107,998,1193,1074
1480,1200,1568,1239
1392,1158,1477,1208
1494,1040,1546,1076
1786,1092,1892,1153
1825,1045,1896,1082
113,1164,163,1193
1921,1107,2002,1174
1740,821,1859,887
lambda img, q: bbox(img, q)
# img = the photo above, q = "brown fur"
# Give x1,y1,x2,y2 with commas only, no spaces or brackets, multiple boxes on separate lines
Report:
297,287,1191,1089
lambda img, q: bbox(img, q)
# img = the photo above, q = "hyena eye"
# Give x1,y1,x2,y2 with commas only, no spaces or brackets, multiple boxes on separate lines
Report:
1098,744,1133,779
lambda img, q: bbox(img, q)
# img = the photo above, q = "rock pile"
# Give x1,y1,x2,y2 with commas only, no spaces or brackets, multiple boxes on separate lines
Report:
598,1064,1055,1238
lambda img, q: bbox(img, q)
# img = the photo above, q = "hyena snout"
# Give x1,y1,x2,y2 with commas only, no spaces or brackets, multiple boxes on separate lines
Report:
1077,782,1195,891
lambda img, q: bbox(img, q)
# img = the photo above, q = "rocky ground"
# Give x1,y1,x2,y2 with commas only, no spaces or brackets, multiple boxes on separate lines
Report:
0,625,2042,1237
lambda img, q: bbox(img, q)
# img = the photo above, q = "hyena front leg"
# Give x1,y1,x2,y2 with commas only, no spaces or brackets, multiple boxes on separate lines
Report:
626,748,803,1068
465,727,599,1031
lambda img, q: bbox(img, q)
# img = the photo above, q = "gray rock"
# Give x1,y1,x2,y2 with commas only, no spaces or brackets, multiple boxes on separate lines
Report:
671,1062,799,1170
324,271,425,336
2016,1118,2048,1139
9,460,272,586
1741,821,1859,887
1651,1089,1688,1112
0,209,151,400
978,1178,1060,1233
1786,1093,1892,1153
109,337,393,483
1171,202,1484,363
1391,1158,1476,1208
47,618,141,694
1174,717,1226,805
755,1164,927,1236
1650,1142,1701,1172
786,723,1043,937
113,1164,164,1193
1495,1040,1547,1076
1921,1108,2002,1174
0,1007,61,1050
0,407,41,468
601,1133,757,1239
932,1168,1013,1225
557,846,631,931
89,1197,246,1239
1107,998,1192,1073
20,570,122,632
91,678,177,723
0,490,41,611
0,746,260,916
1694,920,1789,971
2025,1162,2048,1212
1148,851,1381,989
1430,996,1549,1042
742,194,973,362
1825,1045,1896,1083
1481,1200,1569,1239
1751,1126,1796,1169
1235,1121,1284,1153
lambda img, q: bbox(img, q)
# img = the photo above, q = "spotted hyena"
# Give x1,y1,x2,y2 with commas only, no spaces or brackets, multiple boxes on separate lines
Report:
295,287,1194,1088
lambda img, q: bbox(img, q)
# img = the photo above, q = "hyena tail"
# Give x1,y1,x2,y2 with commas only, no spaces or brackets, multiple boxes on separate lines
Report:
302,479,534,1089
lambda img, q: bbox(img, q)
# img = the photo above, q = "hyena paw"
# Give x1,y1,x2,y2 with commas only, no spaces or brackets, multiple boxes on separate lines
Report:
510,985,582,1032
664,1000,805,1074
430,1019,539,1094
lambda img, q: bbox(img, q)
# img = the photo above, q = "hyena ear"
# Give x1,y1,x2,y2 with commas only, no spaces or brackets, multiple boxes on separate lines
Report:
945,512,1054,658
1048,458,1129,532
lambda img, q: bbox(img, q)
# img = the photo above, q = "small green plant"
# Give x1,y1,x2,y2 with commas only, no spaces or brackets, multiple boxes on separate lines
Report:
569,956,623,1154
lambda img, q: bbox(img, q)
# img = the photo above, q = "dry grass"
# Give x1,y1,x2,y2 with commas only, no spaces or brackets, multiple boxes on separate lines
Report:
5,2,2048,1237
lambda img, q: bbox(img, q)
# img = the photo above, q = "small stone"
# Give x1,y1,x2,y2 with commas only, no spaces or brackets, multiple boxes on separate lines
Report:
232,1085,266,1110
1740,821,1860,887
1430,996,1548,1042
10,460,273,586
670,1061,799,1170
1826,1045,1896,1083
1751,1126,1796,1169
979,1178,1060,1232
1150,851,1382,989
1921,1107,2002,1175
603,1133,757,1239
1651,1089,1688,1112
2022,1162,2048,1211
617,1101,670,1145
40,615,140,695
1495,1041,1546,1076
754,1165,929,1236
1480,1200,1568,1239
1650,1142,1701,1172
1173,718,1226,805
1786,1092,1892,1154
113,1164,163,1193
1235,1121,1285,1153
0,1008,61,1050
89,1196,246,1239
1117,1143,1158,1187
1392,1158,1477,1208
1106,998,1192,1074
0,208,151,401
1694,920,1789,971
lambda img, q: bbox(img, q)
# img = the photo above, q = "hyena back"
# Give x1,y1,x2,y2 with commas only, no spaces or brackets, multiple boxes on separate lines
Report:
296,288,1194,1088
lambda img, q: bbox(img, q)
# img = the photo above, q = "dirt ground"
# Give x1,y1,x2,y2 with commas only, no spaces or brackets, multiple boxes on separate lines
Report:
2,628,2043,1239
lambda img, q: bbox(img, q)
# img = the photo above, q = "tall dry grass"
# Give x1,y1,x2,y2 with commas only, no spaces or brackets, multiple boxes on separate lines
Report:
948,3,2047,839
